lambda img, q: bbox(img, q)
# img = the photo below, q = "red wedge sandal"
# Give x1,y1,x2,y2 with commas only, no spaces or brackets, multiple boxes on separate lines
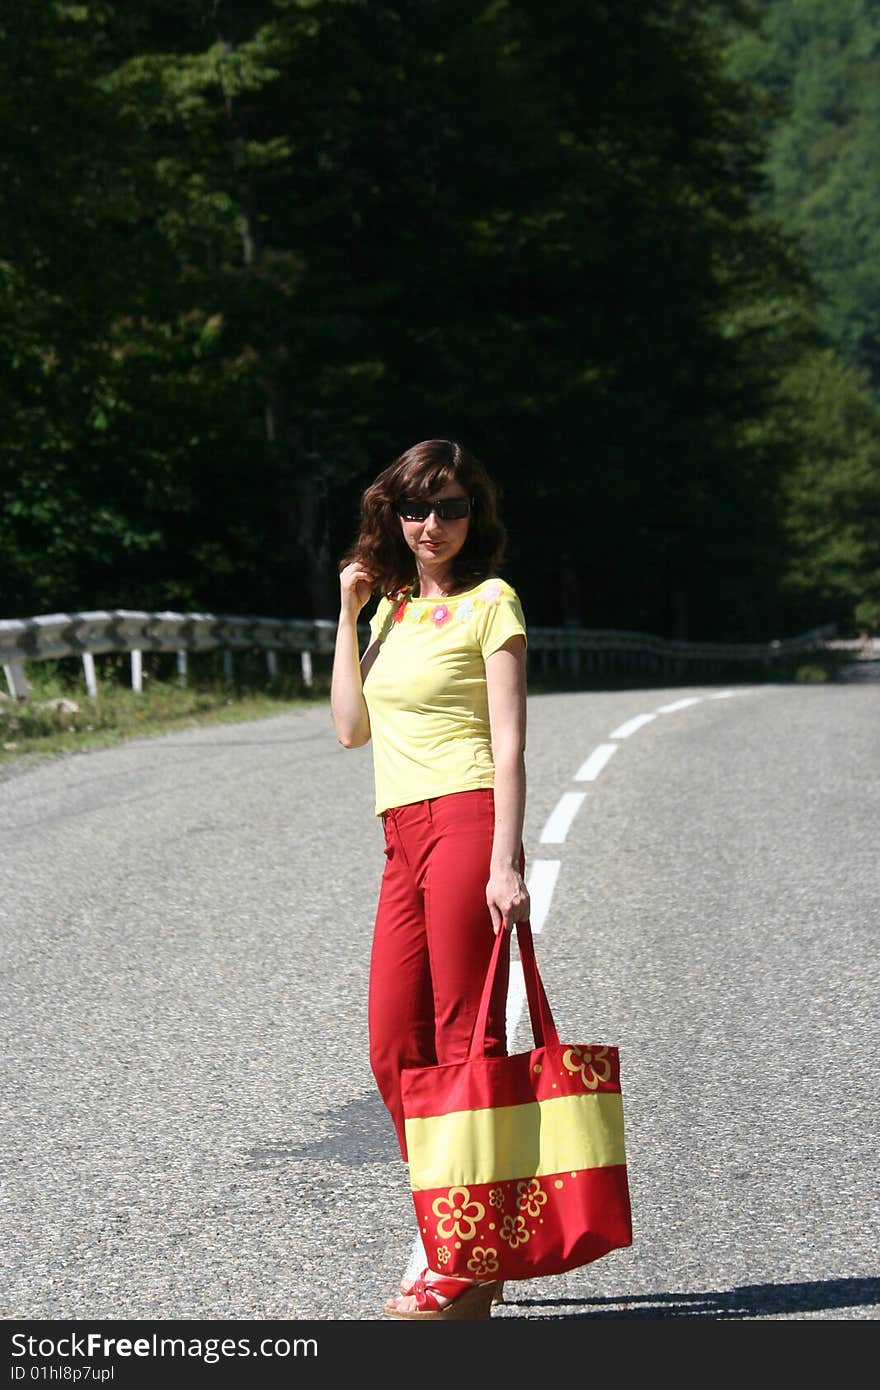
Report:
398,1275,504,1305
384,1269,500,1320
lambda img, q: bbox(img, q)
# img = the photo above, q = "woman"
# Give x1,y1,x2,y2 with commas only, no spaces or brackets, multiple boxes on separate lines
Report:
330,438,530,1320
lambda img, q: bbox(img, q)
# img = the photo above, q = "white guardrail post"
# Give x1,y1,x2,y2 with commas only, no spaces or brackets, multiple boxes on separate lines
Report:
0,610,838,700
2,662,29,700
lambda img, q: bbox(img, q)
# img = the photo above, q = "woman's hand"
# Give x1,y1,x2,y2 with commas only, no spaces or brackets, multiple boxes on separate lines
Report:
339,560,375,618
486,864,530,935
331,560,376,749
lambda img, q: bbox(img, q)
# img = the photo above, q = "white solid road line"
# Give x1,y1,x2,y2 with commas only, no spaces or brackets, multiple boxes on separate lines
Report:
539,791,587,844
609,712,657,739
574,742,619,781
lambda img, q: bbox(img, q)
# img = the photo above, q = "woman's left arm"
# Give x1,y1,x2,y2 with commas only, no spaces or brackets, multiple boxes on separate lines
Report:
485,635,530,934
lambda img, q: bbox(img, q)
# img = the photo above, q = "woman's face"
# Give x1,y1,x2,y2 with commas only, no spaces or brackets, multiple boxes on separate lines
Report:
396,479,471,570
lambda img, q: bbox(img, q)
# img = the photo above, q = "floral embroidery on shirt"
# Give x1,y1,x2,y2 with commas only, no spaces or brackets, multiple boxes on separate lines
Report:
381,581,510,636
431,603,451,627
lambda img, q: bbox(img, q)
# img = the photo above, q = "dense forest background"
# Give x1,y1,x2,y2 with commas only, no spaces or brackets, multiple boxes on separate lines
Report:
1,0,878,641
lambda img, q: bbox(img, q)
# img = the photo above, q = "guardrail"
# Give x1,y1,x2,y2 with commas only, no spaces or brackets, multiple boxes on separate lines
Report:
0,608,837,700
0,611,337,699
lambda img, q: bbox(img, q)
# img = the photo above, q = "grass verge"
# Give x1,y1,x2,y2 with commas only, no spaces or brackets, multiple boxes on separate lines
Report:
0,650,332,772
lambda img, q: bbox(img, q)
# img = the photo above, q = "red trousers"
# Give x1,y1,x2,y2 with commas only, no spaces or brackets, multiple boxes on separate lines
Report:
368,789,511,1159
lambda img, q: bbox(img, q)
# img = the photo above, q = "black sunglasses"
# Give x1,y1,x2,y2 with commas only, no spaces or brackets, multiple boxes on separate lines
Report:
395,496,472,522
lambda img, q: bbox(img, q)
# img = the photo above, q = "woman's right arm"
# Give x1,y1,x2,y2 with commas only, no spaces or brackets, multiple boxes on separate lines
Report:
330,561,376,748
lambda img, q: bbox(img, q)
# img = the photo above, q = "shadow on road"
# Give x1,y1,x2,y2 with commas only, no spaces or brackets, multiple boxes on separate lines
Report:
505,1276,880,1319
245,1093,398,1170
254,1102,877,1320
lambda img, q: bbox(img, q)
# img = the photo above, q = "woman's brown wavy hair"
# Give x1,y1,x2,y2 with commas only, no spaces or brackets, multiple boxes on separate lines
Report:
340,439,508,597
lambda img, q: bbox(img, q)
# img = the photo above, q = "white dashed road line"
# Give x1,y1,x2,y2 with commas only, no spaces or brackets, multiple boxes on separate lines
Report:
609,712,658,739
525,858,561,933
527,688,756,991
506,858,561,1039
407,685,755,1282
406,851,562,1280
574,743,619,781
505,960,528,1055
539,791,587,844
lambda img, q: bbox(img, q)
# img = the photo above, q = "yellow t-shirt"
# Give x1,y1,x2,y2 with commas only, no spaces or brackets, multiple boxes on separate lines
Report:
363,577,527,815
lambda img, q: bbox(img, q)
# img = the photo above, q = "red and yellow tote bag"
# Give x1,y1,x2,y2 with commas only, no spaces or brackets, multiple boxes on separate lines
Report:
400,922,632,1282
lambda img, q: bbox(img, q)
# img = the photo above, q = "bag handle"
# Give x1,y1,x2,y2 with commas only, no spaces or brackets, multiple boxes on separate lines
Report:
469,920,560,1059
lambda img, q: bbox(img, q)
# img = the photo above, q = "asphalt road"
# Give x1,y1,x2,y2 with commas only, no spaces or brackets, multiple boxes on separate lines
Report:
2,679,878,1324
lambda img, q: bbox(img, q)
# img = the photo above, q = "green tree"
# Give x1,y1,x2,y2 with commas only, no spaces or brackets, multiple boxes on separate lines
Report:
776,349,880,628
726,0,880,389
1,0,857,644
0,0,216,615
483,0,815,638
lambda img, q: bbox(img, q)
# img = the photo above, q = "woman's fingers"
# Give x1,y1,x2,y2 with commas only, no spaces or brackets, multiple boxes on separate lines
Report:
339,562,374,612
340,561,369,588
487,890,530,935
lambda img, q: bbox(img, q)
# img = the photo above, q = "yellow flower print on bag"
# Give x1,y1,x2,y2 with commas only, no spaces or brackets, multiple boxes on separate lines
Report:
432,1187,485,1241
499,1212,530,1249
516,1178,548,1218
562,1045,613,1090
467,1247,500,1278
